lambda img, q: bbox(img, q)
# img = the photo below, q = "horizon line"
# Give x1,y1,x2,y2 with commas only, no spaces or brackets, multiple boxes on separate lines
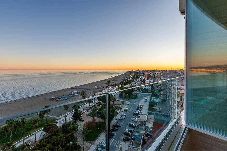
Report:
0,68,184,71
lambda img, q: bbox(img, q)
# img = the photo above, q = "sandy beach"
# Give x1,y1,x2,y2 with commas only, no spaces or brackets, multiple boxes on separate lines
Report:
0,72,130,122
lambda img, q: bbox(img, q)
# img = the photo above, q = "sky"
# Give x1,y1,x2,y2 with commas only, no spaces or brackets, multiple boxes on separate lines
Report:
0,0,185,70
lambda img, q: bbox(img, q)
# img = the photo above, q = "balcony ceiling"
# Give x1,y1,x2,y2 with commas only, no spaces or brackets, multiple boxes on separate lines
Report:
193,0,227,29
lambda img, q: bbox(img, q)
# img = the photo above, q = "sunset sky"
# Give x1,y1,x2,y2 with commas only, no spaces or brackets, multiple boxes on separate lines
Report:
0,0,184,70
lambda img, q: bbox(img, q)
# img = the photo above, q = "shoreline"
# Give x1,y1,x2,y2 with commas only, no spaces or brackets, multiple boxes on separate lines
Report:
0,71,130,119
0,72,123,104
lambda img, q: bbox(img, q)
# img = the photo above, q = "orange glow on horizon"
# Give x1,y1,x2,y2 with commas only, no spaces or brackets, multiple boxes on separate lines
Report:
0,64,184,71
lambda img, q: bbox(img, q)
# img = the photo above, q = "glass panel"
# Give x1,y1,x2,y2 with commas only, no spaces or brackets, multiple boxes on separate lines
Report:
108,79,178,150
0,77,181,150
186,0,227,138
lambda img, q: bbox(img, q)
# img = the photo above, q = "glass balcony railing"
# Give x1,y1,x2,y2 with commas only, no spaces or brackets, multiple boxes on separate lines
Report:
0,77,182,151
186,0,227,139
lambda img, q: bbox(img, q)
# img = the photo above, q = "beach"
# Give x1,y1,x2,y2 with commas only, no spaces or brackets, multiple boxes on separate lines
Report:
0,72,130,122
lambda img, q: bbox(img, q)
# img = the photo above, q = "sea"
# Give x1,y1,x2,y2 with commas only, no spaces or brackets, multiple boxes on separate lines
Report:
0,70,123,103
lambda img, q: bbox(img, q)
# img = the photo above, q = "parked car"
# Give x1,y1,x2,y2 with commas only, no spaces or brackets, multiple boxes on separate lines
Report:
145,132,152,137
133,111,139,116
96,142,106,151
131,117,137,122
124,131,131,137
109,132,115,138
113,123,121,128
122,113,126,116
127,128,134,133
120,114,126,120
123,136,131,142
129,123,136,128
123,108,128,112
111,127,119,132
136,106,142,111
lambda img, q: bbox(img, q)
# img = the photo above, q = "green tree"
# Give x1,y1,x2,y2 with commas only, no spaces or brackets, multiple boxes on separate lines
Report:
88,99,92,106
89,106,98,120
43,123,58,134
80,90,86,99
63,105,69,111
62,122,78,134
72,108,83,123
106,80,111,86
110,94,116,106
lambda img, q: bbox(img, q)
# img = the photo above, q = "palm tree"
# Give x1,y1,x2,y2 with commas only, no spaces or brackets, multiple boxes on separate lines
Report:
39,111,45,119
63,105,69,111
91,106,97,121
72,107,83,123
106,80,111,86
80,90,86,99
88,99,92,107
6,120,16,142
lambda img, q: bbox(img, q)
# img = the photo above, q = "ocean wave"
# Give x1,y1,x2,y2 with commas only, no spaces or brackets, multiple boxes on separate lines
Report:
0,71,121,103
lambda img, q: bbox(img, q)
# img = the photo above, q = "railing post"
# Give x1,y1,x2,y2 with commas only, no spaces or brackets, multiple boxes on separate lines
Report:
106,93,110,151
175,78,178,119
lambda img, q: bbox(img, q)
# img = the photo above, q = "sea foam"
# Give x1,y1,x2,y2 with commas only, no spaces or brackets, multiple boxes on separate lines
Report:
0,71,121,103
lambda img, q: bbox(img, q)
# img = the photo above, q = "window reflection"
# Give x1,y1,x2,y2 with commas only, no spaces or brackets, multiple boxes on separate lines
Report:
186,0,227,138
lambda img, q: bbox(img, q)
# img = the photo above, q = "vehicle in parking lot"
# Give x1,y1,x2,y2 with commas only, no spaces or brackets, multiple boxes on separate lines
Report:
123,108,128,112
131,117,137,122
109,132,115,138
129,123,136,128
123,131,131,137
96,141,106,151
123,136,131,142
136,106,142,111
145,132,152,137
133,111,139,116
119,115,126,120
113,123,121,128
126,128,134,133
111,126,119,131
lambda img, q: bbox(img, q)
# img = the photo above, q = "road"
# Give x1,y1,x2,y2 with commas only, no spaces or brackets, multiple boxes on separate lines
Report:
110,94,149,151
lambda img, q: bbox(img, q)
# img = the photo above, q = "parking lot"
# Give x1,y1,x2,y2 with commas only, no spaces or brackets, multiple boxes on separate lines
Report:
109,94,150,151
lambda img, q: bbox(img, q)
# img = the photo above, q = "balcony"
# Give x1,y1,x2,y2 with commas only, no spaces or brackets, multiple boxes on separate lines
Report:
181,129,227,151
